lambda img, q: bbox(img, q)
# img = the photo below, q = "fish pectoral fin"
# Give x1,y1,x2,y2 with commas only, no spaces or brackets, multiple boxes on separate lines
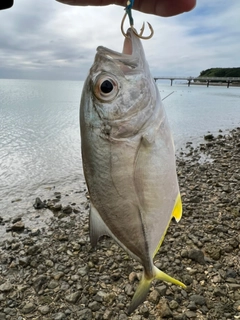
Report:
128,266,186,314
172,193,182,222
89,203,110,247
142,128,157,145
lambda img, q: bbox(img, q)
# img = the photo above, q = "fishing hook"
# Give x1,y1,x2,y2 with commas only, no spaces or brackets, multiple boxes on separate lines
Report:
121,1,154,40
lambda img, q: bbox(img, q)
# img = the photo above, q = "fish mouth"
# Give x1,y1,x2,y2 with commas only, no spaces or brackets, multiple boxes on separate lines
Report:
122,28,137,55
96,28,147,72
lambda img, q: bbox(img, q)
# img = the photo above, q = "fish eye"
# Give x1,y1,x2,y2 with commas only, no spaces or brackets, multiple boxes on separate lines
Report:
100,80,113,94
94,75,119,102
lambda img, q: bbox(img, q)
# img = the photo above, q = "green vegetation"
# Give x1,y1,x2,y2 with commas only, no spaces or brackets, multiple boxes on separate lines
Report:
198,67,240,78
195,68,240,84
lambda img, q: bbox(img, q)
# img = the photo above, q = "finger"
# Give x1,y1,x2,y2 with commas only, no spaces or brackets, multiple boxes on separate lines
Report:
56,0,196,17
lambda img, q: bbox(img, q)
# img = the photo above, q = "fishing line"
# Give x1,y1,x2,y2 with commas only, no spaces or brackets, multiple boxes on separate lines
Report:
162,91,174,101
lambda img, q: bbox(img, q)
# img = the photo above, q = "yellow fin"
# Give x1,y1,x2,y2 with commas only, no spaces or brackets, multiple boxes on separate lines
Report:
128,266,186,314
153,266,186,288
153,193,182,258
172,193,182,222
128,273,152,314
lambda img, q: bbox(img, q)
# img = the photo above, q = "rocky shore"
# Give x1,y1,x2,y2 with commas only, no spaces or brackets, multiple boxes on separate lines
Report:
0,128,239,320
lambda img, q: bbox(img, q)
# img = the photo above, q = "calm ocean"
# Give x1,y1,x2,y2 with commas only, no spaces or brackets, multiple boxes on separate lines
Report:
0,79,239,232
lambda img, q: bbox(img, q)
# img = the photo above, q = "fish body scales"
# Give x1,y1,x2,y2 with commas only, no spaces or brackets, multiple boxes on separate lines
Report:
80,28,185,313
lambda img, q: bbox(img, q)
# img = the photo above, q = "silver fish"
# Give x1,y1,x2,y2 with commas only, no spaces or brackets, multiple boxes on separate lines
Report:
80,28,185,313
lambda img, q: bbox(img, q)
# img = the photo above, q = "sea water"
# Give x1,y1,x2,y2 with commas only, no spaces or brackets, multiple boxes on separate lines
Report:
0,79,239,232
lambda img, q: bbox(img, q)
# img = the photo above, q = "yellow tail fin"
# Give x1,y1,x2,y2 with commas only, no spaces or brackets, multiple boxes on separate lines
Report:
128,266,186,314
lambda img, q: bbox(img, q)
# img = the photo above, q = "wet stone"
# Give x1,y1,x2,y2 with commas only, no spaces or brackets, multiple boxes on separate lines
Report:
3,308,16,316
77,308,92,320
19,256,30,266
78,265,89,276
12,216,22,224
0,281,13,292
157,299,172,318
65,291,81,303
131,316,142,320
88,301,101,311
33,197,47,209
182,274,193,285
11,221,25,231
39,305,50,315
155,285,167,296
169,300,179,310
52,203,62,211
125,284,134,296
226,269,237,278
54,312,66,320
22,302,35,314
48,280,59,289
187,301,197,311
118,314,128,320
190,294,206,306
204,134,214,140
62,205,72,214
149,289,160,304
0,313,6,320
186,310,197,318
188,248,205,265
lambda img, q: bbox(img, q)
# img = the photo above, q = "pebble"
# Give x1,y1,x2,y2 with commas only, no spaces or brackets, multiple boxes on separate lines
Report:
54,312,66,320
169,300,179,309
62,205,73,214
77,309,92,320
39,305,50,315
185,310,197,318
0,282,12,292
149,289,160,304
188,248,205,265
65,291,81,303
22,302,35,314
0,313,6,320
11,221,25,231
157,299,172,318
190,294,206,306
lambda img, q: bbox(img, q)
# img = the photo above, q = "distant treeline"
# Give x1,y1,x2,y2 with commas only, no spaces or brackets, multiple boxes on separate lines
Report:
198,67,240,78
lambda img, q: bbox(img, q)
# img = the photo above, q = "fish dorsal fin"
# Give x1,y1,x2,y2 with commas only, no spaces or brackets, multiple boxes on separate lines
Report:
172,193,182,222
152,193,182,258
89,202,111,247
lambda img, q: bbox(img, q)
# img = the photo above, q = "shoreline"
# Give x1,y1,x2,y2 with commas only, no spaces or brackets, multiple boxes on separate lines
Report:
0,128,239,319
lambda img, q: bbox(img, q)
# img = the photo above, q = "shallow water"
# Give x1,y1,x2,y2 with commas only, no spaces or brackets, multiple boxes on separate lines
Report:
0,79,239,225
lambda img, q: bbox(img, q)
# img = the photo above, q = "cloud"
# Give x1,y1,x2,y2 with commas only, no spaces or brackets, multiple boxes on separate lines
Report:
0,0,239,80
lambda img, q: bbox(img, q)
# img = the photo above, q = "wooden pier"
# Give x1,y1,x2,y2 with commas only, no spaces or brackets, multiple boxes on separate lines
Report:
154,76,240,88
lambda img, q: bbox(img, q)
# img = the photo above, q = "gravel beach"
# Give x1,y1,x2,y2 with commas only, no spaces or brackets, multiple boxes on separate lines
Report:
0,127,239,320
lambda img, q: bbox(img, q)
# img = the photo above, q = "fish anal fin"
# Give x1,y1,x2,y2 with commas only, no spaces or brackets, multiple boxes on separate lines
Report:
89,203,110,247
172,193,182,222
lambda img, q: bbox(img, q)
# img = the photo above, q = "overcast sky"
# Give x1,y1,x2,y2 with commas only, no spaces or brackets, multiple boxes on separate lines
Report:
0,0,240,80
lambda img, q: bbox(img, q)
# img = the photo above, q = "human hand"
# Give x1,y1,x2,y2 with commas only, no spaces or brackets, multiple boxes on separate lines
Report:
56,0,196,17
